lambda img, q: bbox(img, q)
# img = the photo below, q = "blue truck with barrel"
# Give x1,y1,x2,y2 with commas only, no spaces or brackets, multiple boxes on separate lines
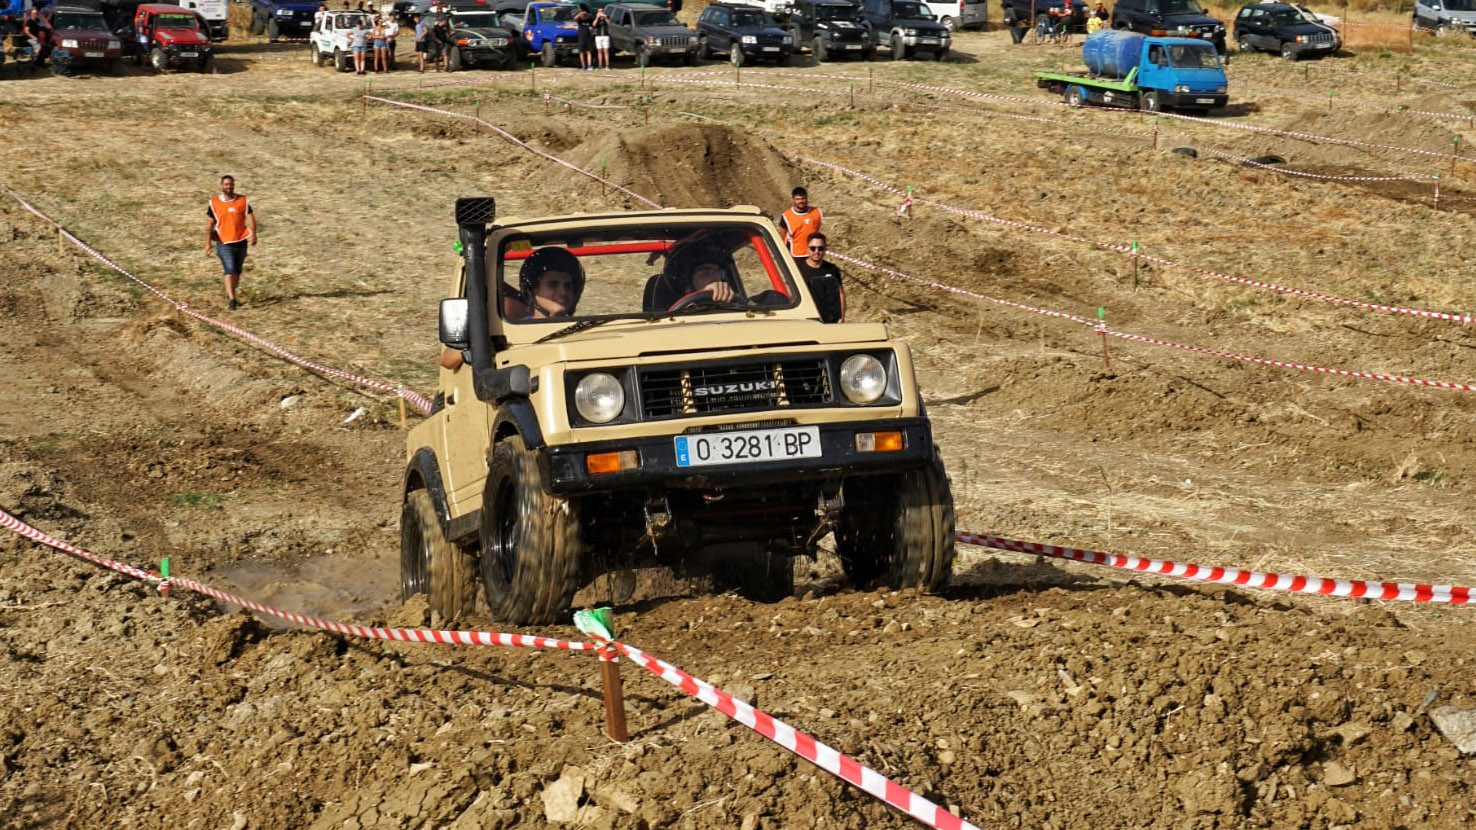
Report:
1035,29,1228,113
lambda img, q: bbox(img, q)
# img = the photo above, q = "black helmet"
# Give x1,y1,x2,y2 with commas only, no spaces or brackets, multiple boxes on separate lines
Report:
518,246,585,308
660,242,739,298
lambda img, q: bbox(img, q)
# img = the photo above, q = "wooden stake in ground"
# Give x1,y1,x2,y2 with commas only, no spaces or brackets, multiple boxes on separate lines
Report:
57,225,63,256
1451,135,1462,180
600,656,628,742
1097,308,1109,369
1434,173,1442,211
1131,240,1139,289
397,396,407,429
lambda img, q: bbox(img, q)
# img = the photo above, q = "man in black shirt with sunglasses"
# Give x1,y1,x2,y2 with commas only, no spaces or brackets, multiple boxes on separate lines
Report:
794,232,844,323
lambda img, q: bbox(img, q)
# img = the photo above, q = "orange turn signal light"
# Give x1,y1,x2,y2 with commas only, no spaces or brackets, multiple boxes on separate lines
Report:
586,450,639,475
855,431,904,452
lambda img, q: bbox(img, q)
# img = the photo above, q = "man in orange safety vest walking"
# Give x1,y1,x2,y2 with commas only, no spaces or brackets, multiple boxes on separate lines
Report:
205,175,258,311
779,186,822,259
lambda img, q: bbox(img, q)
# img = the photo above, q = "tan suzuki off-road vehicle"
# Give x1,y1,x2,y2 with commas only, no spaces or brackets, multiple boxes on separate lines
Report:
400,197,955,625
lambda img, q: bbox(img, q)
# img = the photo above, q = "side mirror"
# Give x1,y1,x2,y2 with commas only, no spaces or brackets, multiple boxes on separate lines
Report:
439,297,470,350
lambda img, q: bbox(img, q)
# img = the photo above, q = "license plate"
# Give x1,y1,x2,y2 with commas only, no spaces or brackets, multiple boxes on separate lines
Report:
916,37,937,44
181,51,199,57
1195,97,1216,104
85,51,104,57
1314,42,1331,48
762,46,779,51
674,426,821,467
841,43,861,49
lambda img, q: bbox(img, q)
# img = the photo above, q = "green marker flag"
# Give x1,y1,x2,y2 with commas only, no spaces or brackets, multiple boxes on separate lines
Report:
160,557,170,578
573,607,616,641
453,240,464,255
1097,307,1105,320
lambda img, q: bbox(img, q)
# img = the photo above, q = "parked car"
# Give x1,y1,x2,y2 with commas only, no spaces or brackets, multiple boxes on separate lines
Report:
696,1,793,66
508,1,581,67
1233,1,1339,59
250,0,318,41
604,2,699,66
1413,0,1476,35
1111,0,1226,52
134,3,213,71
788,0,873,60
1001,0,1087,32
309,8,373,70
916,0,985,30
173,0,228,41
443,1,517,69
859,0,951,60
39,5,125,76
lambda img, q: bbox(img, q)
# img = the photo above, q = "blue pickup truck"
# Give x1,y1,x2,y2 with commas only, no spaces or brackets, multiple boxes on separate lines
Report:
1035,29,1228,113
250,0,319,41
506,1,581,66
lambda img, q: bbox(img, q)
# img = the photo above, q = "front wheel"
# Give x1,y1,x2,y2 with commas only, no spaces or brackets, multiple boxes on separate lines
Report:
683,49,697,65
480,436,583,625
1141,90,1162,112
448,45,462,70
197,54,212,73
834,453,955,592
267,18,280,42
400,490,478,622
150,46,167,72
635,42,650,67
249,12,264,35
812,35,827,61
1280,41,1298,60
1237,34,1252,53
334,47,348,71
541,40,556,67
697,34,709,57
890,32,905,60
729,42,743,66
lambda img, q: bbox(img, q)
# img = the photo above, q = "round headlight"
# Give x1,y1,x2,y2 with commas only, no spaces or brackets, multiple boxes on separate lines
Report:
575,373,625,423
839,355,886,405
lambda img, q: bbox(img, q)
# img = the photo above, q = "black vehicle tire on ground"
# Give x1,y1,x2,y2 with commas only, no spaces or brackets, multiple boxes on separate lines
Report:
150,46,167,72
541,40,556,66
860,45,874,60
834,452,955,592
940,14,955,31
335,47,349,71
934,46,946,60
480,435,583,625
250,12,264,34
310,45,319,63
50,52,70,76
696,33,708,57
1066,84,1084,107
198,54,212,73
729,42,742,66
401,490,479,622
1280,41,1298,60
684,49,697,65
448,45,462,70
1141,90,1162,112
1237,34,1252,53
267,18,280,42
812,35,827,61
890,32,905,60
633,42,649,66
110,57,125,75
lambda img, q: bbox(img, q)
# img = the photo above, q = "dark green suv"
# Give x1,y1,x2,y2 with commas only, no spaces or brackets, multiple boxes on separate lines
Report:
1233,1,1340,59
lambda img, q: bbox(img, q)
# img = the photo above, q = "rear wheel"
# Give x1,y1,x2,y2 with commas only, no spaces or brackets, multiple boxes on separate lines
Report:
400,490,478,623
480,436,583,625
812,35,827,61
1066,84,1084,107
890,32,905,59
834,453,955,592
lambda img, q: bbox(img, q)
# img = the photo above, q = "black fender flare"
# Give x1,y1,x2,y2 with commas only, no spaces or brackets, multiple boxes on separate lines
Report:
404,448,452,528
492,399,545,449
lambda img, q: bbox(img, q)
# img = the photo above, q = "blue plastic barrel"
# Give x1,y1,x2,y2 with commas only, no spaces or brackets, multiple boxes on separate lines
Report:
1081,30,1144,79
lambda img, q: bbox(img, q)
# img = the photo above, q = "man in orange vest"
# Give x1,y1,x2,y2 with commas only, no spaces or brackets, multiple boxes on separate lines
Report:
779,186,822,259
205,175,257,310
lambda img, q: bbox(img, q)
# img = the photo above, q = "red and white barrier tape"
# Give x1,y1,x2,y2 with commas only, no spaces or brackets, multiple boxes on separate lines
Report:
1237,80,1476,122
1190,145,1435,182
836,251,1476,392
592,634,979,830
804,158,1470,323
364,95,662,208
2,187,435,415
956,530,1475,604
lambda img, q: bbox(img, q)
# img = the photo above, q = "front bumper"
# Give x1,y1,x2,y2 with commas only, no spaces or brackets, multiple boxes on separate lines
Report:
741,42,793,59
544,417,935,494
165,44,213,65
1287,39,1340,55
1159,90,1227,108
901,33,950,48
461,44,514,64
51,46,123,65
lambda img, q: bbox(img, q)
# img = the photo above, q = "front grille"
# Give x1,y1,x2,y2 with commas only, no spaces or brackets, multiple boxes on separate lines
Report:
655,35,690,47
759,34,785,45
1306,31,1334,43
640,359,831,419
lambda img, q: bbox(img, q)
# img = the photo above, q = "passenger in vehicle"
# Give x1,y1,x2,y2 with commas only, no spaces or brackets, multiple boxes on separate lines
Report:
519,247,585,319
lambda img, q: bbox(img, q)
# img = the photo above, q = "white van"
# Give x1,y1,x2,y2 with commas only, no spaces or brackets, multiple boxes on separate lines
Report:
916,0,986,29
171,0,230,41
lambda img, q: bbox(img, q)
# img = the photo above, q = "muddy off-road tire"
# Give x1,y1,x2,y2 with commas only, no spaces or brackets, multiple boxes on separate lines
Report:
835,452,955,591
401,490,478,622
480,435,582,624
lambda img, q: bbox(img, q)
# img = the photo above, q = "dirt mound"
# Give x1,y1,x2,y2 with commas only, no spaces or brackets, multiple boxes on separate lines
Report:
572,123,801,209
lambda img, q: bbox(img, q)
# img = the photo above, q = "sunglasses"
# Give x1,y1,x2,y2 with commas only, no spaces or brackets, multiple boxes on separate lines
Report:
808,245,826,251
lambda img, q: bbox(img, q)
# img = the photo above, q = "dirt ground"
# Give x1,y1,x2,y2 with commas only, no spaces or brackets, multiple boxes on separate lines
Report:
3,10,1476,829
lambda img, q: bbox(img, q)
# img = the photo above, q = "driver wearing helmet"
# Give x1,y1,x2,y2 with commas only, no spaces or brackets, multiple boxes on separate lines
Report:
518,246,585,318
658,243,740,309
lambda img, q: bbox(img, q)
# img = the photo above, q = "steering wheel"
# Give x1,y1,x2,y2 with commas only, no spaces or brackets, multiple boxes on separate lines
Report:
667,289,748,312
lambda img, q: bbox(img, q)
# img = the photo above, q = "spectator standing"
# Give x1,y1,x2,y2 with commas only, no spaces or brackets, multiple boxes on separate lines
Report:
779,186,822,258
383,12,399,67
575,7,594,70
204,175,257,311
349,17,369,73
667,0,684,23
1002,3,1026,43
24,9,50,70
313,2,328,32
593,6,611,69
371,13,388,72
415,12,429,71
794,232,844,323
430,11,452,70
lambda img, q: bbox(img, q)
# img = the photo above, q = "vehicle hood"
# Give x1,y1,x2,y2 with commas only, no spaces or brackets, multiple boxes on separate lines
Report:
1437,9,1476,22
504,318,891,366
454,24,512,38
817,18,865,29
1278,21,1338,36
54,27,115,40
276,1,321,10
1160,12,1221,26
894,16,949,32
725,24,788,36
633,23,694,36
156,29,211,45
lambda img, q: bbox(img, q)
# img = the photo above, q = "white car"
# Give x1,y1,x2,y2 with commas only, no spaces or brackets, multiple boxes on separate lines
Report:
310,9,375,72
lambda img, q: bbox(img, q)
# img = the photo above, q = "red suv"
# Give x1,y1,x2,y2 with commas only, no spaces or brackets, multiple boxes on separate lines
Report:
40,5,125,76
132,4,213,72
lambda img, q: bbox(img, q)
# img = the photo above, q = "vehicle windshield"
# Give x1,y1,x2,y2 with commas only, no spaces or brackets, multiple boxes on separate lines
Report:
1160,0,1206,13
495,223,801,329
634,10,680,25
542,5,578,20
1271,7,1311,24
454,11,501,27
816,4,861,20
53,12,108,30
1445,0,1476,9
157,13,201,29
892,2,930,18
1167,41,1220,66
732,10,778,26
335,13,369,26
